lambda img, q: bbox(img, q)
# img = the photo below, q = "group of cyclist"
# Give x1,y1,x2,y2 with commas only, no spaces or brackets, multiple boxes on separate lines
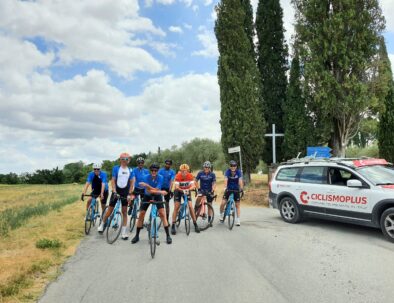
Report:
82,153,244,245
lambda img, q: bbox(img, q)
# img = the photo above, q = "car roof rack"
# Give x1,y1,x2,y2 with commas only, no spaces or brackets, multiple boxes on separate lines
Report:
279,156,374,167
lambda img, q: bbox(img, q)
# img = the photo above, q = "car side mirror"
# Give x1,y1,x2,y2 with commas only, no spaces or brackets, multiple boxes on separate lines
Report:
347,179,363,188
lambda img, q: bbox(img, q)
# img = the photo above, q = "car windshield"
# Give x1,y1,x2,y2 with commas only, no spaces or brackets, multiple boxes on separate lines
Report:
357,165,394,185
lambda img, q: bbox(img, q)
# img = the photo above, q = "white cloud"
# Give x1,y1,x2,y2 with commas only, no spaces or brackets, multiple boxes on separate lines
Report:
157,0,176,4
0,0,165,78
193,28,219,58
0,70,220,173
192,4,199,12
389,54,394,74
184,23,193,30
169,26,183,34
381,0,394,33
204,0,213,6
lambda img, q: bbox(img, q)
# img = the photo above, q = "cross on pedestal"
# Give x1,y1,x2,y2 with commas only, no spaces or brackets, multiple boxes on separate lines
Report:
265,124,284,164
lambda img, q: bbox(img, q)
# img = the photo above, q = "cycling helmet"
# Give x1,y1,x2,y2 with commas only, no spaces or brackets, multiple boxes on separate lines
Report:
119,152,130,159
165,159,173,165
229,160,237,166
150,163,160,170
203,161,212,168
136,157,145,164
93,163,102,169
179,164,190,171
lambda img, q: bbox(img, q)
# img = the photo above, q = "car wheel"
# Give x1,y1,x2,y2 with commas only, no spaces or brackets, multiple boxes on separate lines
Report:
380,207,394,243
279,196,301,223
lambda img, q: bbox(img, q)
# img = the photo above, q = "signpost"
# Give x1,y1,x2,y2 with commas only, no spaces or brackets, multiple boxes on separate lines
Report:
306,147,332,158
228,145,243,173
265,124,284,164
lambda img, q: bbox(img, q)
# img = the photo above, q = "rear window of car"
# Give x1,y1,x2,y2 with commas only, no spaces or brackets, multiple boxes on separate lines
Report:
276,167,299,182
299,166,326,184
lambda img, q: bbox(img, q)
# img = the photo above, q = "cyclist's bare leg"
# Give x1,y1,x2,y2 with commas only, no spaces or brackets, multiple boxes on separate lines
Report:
188,201,197,222
86,197,92,210
102,206,114,222
121,206,128,226
195,196,202,208
172,202,181,224
220,198,227,213
136,210,146,228
236,202,240,217
158,209,169,227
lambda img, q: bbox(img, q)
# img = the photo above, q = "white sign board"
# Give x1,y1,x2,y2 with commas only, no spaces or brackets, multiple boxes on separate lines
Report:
228,146,241,153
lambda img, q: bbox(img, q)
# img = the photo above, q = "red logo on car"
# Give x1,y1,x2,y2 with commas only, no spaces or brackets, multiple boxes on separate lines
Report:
300,191,309,204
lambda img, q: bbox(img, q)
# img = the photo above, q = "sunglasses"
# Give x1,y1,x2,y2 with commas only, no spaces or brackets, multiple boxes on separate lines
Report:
150,169,158,172
230,165,237,167
94,169,100,171
120,158,129,161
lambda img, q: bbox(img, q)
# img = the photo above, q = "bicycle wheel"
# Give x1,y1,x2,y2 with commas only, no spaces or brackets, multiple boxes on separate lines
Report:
84,207,92,235
106,211,123,244
228,203,235,230
150,217,157,259
196,203,214,231
129,206,136,233
185,204,190,236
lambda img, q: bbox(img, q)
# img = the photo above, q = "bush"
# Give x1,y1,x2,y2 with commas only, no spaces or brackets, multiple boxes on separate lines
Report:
345,144,379,158
35,238,62,249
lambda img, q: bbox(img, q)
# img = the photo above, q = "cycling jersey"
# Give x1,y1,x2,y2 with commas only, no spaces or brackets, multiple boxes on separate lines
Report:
158,167,176,189
142,174,163,196
196,171,216,192
175,172,195,190
87,171,108,193
132,167,150,189
112,165,134,190
225,169,243,190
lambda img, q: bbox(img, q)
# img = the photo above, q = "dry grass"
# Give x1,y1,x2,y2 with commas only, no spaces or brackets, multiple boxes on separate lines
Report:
0,184,79,212
0,184,85,303
212,171,269,207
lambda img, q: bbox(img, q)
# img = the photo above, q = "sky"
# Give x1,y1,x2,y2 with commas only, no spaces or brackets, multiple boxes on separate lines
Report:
0,0,393,174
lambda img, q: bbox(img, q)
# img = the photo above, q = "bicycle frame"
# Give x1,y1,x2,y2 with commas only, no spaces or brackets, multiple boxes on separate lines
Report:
178,193,189,220
107,197,122,227
225,193,236,217
132,194,140,217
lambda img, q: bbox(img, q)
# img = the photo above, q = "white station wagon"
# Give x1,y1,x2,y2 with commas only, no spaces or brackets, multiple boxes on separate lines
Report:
269,158,394,242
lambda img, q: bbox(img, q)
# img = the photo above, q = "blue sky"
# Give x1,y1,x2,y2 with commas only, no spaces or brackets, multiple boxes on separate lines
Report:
0,0,393,174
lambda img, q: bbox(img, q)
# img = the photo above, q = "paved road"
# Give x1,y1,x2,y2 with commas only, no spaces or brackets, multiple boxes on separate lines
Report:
40,206,394,303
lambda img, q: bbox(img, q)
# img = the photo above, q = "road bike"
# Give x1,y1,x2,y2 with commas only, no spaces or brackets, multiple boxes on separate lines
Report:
222,190,243,230
82,194,100,235
129,194,141,232
194,192,215,231
176,190,191,236
144,200,164,258
104,194,124,244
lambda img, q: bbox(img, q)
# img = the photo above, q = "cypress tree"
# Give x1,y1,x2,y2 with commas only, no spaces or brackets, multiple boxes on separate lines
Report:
293,0,386,157
215,0,265,182
282,55,314,159
256,0,288,163
377,38,394,161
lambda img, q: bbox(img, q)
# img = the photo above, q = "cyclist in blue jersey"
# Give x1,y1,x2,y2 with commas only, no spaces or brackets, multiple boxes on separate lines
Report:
81,163,109,215
195,161,216,222
158,159,176,222
129,157,149,215
131,163,172,245
220,160,244,226
98,153,135,239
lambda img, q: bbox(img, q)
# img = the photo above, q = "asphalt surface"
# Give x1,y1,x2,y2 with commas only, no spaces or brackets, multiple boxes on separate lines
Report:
39,206,394,303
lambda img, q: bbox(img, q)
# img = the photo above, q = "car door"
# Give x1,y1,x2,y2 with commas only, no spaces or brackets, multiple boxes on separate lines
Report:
293,166,327,214
324,167,372,220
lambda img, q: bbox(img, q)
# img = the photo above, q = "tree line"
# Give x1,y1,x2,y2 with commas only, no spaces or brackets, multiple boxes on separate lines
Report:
215,0,394,181
0,138,236,184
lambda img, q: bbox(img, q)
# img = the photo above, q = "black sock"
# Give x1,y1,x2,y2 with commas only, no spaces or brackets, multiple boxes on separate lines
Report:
208,216,212,221
136,227,142,236
172,222,176,227
164,226,170,236
193,221,197,226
